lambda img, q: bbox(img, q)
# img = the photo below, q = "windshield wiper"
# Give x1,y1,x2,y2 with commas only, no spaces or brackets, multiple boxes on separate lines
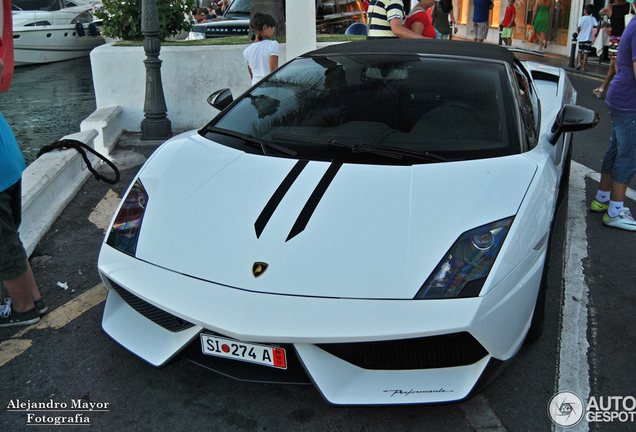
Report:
207,127,296,156
271,133,450,163
327,141,451,162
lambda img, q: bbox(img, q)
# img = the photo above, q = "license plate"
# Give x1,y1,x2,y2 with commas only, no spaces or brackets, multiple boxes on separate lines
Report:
200,334,287,369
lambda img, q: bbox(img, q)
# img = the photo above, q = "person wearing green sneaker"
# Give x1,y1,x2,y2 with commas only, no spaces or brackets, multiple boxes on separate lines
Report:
592,17,636,231
0,57,47,327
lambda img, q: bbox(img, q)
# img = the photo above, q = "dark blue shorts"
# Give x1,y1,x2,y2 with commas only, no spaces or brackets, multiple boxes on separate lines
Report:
601,108,636,184
578,41,592,54
0,180,28,281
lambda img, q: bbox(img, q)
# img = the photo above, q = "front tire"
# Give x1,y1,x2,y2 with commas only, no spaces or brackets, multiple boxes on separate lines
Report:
526,136,572,343
525,256,548,343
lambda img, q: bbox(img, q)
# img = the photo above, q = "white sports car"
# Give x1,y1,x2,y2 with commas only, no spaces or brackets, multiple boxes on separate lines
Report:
98,40,598,405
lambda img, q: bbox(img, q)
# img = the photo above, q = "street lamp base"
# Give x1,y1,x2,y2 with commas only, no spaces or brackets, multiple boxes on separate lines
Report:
141,118,172,141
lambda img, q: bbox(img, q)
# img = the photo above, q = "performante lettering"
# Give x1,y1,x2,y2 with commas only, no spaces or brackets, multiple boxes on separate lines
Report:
384,388,454,397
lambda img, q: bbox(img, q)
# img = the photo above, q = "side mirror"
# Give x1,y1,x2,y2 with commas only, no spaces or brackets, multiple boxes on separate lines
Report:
548,104,600,145
207,88,233,111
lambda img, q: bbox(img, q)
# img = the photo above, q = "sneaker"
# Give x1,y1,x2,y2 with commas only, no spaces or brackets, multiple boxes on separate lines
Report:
0,298,11,317
0,306,40,327
590,199,609,213
603,207,636,231
1,297,48,315
34,298,48,315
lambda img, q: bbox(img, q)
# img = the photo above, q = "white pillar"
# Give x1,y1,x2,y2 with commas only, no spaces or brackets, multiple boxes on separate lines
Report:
286,0,316,61
567,0,586,58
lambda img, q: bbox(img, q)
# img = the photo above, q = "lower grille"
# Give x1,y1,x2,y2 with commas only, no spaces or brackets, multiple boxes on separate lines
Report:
316,332,488,370
107,278,195,333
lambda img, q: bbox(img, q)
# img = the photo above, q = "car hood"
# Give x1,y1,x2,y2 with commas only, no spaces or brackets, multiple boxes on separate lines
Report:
195,16,248,25
132,133,537,300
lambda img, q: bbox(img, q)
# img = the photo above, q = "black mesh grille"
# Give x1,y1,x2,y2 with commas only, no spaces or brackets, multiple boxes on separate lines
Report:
108,279,195,333
316,332,488,370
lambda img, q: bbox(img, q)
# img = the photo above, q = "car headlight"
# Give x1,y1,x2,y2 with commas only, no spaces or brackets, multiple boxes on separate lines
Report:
106,180,148,256
415,217,513,299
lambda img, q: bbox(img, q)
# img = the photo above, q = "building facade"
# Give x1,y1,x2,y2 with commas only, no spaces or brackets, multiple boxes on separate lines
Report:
451,0,595,56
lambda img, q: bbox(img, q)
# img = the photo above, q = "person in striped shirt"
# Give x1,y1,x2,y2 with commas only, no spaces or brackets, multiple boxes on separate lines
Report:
367,0,426,39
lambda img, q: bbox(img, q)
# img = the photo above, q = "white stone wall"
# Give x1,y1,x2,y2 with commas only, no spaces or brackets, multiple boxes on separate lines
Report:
90,43,289,134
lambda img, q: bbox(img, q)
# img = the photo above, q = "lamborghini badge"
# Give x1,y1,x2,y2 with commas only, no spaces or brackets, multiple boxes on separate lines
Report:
252,262,268,278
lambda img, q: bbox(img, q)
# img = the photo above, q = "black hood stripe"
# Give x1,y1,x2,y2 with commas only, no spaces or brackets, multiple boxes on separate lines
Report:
254,160,309,239
286,161,343,242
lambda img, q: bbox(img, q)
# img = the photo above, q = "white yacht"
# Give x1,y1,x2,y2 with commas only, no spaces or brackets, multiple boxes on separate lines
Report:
12,0,105,66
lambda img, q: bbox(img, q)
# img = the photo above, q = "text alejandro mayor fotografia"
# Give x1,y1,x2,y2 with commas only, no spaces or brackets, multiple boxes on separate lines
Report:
7,399,110,426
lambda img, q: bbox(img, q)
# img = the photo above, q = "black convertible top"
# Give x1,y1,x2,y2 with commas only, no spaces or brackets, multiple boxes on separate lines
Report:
307,39,517,67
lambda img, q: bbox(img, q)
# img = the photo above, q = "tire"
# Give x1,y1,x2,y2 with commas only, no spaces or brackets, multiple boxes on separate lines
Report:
526,136,572,343
525,256,548,343
556,137,573,209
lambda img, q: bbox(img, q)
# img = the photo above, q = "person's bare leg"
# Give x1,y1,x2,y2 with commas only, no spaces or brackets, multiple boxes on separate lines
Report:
611,182,628,203
537,32,547,49
596,59,616,94
3,261,40,312
599,171,612,192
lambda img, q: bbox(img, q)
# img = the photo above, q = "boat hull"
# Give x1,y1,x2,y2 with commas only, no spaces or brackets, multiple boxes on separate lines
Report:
13,25,105,66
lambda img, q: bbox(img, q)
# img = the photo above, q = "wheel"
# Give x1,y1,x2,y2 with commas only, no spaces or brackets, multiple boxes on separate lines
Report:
556,138,573,209
526,137,572,343
525,255,548,343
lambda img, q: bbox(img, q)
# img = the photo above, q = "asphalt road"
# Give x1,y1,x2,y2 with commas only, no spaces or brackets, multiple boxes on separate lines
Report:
1,66,635,432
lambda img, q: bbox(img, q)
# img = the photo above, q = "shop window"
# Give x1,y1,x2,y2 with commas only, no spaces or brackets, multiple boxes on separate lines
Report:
455,0,570,45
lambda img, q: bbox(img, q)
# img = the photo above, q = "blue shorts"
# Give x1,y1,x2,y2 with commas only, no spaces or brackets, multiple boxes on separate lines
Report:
601,108,636,184
0,180,27,281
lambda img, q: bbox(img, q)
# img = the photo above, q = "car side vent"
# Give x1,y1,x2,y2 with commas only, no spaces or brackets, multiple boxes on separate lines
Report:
107,278,195,333
531,70,559,83
316,332,488,370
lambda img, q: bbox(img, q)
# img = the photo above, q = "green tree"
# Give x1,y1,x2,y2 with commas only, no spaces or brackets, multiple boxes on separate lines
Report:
96,0,194,41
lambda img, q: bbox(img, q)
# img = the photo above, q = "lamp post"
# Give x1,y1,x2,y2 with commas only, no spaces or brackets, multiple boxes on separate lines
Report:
140,0,171,140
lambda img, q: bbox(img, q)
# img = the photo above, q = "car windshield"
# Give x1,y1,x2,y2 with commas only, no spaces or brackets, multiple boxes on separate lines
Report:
225,0,251,15
210,54,519,163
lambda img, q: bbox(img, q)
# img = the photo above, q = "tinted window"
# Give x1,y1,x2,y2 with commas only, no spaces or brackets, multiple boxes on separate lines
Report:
211,55,519,163
514,65,538,149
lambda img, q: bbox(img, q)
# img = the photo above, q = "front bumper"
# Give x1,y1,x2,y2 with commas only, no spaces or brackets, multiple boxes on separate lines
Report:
99,243,544,405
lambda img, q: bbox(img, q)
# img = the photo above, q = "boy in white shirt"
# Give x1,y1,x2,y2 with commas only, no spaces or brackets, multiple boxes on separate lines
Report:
576,4,598,71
